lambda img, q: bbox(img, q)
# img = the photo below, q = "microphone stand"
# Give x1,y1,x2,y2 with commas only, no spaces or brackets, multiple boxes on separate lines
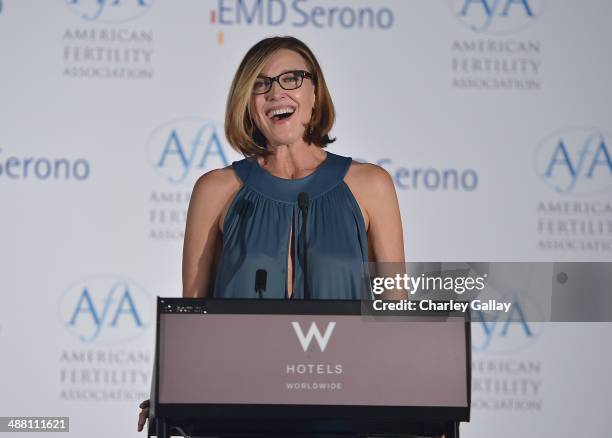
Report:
255,269,267,299
298,192,309,300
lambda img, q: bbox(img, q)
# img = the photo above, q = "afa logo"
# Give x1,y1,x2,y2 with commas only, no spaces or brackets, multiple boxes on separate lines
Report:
147,117,231,184
448,0,544,34
535,127,612,195
65,0,154,22
471,299,541,354
58,276,152,345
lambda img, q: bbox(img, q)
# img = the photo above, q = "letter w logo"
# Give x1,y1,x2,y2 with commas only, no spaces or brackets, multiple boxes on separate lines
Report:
291,321,336,352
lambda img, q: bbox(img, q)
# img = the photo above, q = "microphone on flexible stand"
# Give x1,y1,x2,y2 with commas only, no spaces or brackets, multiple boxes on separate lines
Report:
297,192,310,300
255,269,267,299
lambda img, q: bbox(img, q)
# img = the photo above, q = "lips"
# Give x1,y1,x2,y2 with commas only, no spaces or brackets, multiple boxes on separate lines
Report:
266,106,296,121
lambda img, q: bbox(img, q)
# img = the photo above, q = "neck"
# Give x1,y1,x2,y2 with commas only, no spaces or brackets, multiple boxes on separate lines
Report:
259,142,327,180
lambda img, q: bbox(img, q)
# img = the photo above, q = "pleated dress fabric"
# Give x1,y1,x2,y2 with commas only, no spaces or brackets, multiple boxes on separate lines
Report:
212,151,369,300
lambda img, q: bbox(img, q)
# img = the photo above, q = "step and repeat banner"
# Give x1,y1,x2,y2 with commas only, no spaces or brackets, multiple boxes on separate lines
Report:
1,0,611,437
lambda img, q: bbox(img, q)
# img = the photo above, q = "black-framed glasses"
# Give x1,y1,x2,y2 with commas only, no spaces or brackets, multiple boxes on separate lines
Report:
252,70,313,95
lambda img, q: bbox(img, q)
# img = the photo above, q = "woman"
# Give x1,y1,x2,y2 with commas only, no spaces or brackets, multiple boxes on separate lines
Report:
138,35,404,432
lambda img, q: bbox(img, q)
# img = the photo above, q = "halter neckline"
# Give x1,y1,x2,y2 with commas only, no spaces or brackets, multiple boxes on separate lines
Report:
232,151,351,203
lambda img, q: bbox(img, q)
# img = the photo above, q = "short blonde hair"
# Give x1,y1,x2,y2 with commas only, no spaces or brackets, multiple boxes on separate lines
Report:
225,36,336,157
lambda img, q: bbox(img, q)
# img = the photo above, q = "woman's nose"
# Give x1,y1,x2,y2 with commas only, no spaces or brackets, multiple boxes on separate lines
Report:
266,79,284,98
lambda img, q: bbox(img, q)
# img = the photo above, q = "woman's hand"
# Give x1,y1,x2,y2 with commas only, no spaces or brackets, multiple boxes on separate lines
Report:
137,399,150,432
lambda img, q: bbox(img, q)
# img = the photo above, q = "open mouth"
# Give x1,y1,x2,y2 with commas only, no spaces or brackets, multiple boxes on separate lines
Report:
266,107,296,122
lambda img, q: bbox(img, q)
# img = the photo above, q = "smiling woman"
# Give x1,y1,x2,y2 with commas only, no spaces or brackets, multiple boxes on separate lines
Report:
225,38,335,158
137,35,406,434
200,36,405,300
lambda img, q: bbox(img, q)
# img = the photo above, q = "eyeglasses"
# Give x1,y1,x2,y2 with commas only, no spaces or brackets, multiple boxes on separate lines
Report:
252,70,313,95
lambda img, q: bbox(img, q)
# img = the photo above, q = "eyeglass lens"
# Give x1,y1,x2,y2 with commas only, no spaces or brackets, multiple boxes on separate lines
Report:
253,72,304,94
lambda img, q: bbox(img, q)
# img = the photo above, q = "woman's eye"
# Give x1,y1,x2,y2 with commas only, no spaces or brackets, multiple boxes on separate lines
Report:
253,79,268,90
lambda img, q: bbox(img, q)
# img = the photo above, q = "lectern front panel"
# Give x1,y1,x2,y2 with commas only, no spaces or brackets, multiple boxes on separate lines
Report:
158,310,468,408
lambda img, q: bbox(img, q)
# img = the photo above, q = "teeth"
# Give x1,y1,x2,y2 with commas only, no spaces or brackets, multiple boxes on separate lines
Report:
267,107,295,118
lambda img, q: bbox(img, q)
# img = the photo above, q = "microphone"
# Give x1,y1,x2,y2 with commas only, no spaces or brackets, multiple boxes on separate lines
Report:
255,269,267,299
297,192,310,300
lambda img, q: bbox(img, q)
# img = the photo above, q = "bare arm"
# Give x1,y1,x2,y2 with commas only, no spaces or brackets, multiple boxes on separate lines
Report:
362,165,404,263
346,163,406,299
182,167,241,298
346,162,405,263
138,167,240,432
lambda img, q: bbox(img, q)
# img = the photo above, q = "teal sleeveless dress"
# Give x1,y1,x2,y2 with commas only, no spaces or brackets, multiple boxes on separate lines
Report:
212,151,369,299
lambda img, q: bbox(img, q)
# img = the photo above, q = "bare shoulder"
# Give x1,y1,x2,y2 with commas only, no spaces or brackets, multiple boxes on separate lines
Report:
192,165,242,202
344,161,397,230
345,161,395,196
188,165,243,231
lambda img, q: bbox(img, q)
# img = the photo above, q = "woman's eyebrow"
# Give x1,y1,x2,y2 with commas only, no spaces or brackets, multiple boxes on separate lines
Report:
258,69,302,78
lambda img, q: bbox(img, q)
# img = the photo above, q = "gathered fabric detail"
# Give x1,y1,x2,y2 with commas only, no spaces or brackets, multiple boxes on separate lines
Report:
213,152,369,300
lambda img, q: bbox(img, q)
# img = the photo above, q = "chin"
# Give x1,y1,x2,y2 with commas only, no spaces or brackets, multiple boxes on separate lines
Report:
267,132,304,147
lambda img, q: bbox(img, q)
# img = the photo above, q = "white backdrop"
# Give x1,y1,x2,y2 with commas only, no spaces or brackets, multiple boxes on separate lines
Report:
1,0,611,437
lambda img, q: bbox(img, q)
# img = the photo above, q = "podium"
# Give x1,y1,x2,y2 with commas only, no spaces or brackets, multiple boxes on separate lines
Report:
148,298,471,437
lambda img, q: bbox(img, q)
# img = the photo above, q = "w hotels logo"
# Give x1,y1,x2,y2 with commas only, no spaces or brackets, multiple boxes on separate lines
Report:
535,127,612,195
58,276,152,344
292,321,336,352
147,118,230,184
448,0,543,34
65,0,154,22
